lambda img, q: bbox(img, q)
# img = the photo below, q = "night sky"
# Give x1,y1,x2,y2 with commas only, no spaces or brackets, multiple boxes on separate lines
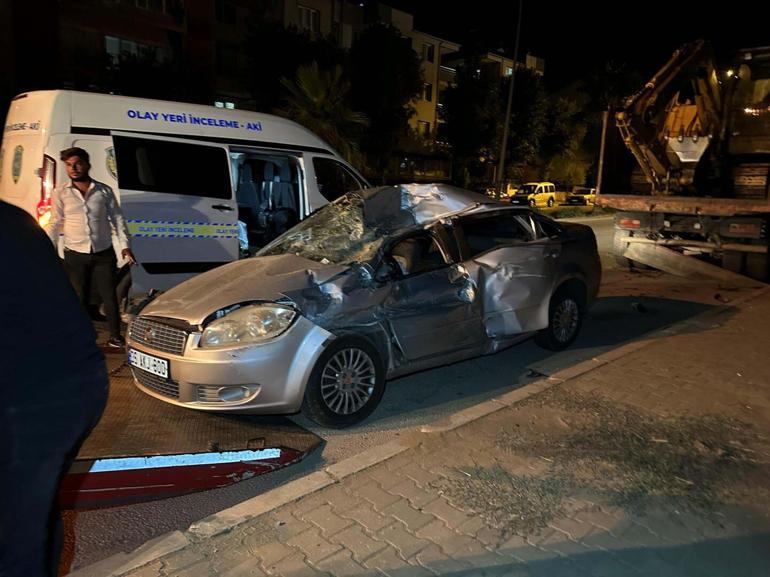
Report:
385,1,769,88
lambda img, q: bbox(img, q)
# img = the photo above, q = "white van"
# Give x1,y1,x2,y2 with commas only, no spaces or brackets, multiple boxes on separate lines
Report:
0,90,368,307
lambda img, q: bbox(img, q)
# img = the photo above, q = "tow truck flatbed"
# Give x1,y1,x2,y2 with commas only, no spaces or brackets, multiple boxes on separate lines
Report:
60,355,322,508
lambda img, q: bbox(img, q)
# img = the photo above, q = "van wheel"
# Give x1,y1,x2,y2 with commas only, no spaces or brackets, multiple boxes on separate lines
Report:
547,197,555,207
535,284,584,351
302,337,386,428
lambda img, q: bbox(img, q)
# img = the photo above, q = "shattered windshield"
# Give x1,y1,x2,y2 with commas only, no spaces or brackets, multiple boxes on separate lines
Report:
258,194,385,265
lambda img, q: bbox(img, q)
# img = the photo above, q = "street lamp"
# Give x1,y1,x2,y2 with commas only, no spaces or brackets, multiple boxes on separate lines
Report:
496,0,523,200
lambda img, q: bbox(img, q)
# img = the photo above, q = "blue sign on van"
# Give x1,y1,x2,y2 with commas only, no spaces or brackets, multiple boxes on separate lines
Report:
125,109,263,132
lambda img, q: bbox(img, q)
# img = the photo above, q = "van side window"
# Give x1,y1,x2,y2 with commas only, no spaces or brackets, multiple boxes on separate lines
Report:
313,158,364,202
232,153,301,248
113,136,231,199
457,212,534,258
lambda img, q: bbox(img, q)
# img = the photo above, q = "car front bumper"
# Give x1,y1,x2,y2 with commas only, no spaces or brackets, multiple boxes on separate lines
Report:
127,316,334,414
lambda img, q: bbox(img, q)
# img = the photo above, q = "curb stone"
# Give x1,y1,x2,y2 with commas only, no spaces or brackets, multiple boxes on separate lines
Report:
68,284,769,577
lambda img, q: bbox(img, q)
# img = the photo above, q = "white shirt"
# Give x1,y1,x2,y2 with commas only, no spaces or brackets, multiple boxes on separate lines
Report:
47,179,131,254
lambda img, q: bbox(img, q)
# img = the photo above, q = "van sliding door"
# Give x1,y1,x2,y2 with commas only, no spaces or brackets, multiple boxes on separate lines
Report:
111,131,237,293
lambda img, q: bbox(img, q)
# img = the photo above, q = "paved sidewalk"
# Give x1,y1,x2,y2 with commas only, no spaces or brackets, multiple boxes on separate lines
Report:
87,290,770,577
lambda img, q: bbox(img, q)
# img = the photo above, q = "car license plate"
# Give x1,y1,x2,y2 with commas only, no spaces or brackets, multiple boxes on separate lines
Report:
129,349,169,379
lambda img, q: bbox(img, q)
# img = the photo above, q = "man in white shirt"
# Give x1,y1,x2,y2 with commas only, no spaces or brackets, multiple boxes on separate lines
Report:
47,147,136,348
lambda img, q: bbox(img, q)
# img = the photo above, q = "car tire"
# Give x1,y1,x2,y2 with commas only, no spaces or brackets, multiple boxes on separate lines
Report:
547,197,554,207
613,229,634,269
535,284,584,351
612,229,652,270
302,336,386,428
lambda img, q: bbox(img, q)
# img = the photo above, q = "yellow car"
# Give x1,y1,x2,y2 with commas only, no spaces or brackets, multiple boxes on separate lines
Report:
565,186,596,206
509,182,561,207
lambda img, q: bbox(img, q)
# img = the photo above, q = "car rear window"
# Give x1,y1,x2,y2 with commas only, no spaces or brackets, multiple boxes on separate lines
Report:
459,212,534,257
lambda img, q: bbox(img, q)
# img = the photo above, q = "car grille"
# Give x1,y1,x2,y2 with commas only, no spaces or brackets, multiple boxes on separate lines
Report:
197,385,222,403
129,317,188,356
132,367,180,399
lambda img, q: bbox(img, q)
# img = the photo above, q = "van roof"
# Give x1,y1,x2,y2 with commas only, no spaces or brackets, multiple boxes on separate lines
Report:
10,90,338,154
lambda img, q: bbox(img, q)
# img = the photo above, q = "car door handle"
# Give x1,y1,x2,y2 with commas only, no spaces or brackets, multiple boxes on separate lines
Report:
212,204,234,211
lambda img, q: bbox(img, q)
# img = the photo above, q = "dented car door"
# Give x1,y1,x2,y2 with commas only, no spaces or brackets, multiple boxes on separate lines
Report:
383,228,485,361
456,211,558,337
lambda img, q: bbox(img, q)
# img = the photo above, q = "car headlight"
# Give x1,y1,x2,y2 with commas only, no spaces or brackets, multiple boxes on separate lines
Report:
200,304,296,349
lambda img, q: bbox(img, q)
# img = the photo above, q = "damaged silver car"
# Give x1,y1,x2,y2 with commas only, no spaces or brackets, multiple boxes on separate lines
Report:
127,184,601,427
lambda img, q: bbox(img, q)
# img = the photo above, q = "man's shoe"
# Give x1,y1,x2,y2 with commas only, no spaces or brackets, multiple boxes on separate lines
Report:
107,336,126,348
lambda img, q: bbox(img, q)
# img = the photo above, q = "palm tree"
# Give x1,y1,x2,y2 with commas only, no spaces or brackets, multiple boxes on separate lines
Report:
280,63,369,164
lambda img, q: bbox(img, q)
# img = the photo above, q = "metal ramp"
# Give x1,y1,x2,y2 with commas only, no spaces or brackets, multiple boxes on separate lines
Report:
623,242,765,286
60,356,322,509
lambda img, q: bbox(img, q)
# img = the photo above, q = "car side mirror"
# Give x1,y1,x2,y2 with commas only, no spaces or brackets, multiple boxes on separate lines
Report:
449,263,470,283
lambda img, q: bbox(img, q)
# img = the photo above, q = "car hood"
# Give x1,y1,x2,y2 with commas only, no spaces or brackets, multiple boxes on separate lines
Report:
139,254,348,325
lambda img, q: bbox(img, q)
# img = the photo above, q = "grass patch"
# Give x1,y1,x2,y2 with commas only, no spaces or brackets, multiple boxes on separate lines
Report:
435,465,572,540
544,205,617,220
497,389,760,514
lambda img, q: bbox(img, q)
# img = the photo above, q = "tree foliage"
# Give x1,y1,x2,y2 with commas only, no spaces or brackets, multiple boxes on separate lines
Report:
279,63,368,163
350,24,422,177
503,68,548,182
444,57,502,187
246,20,342,112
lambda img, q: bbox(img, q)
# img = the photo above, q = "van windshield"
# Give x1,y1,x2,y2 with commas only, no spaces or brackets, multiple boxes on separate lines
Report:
519,184,537,195
257,194,384,265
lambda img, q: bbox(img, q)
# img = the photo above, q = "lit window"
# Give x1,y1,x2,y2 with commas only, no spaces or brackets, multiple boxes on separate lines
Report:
104,35,170,66
423,83,433,102
422,43,435,63
417,120,431,137
505,66,513,76
299,5,320,34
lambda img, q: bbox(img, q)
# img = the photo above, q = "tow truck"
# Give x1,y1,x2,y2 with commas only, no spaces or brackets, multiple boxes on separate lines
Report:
596,40,770,281
60,351,321,508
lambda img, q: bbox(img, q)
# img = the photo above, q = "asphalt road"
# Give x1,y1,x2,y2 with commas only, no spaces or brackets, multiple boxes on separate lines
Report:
64,215,756,571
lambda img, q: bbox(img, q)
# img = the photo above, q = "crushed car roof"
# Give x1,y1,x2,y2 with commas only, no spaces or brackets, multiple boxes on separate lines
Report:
359,184,500,233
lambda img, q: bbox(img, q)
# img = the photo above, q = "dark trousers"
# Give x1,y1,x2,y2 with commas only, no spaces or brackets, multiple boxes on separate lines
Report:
0,371,108,577
64,247,121,338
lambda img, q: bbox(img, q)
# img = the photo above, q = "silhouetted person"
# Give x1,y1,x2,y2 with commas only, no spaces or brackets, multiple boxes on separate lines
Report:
0,200,108,577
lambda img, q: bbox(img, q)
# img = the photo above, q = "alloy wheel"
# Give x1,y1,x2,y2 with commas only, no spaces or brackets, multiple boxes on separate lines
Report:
320,347,377,415
552,298,579,343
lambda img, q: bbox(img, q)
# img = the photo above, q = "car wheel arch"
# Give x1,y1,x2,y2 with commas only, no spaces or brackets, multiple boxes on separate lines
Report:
552,277,588,311
301,331,388,428
328,326,393,373
534,278,587,351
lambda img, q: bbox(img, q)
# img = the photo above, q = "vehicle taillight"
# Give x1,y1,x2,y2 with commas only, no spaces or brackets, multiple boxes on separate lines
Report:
37,154,56,227
618,218,642,229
